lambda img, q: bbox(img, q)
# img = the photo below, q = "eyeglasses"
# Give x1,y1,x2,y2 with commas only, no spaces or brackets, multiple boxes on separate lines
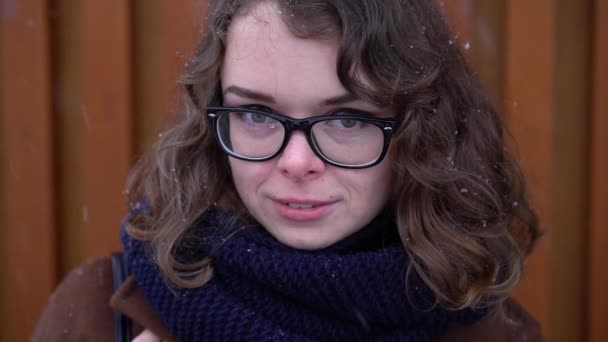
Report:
207,106,399,169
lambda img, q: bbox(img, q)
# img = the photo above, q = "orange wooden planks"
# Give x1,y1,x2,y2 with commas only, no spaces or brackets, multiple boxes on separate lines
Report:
442,1,506,110
53,0,87,276
79,0,133,259
132,0,205,153
471,1,506,107
441,0,475,50
504,0,555,337
53,0,134,273
0,0,57,340
551,1,593,341
505,1,594,341
589,1,608,341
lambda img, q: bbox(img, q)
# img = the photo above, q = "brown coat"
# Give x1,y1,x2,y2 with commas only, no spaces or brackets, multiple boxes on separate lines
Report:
32,256,543,341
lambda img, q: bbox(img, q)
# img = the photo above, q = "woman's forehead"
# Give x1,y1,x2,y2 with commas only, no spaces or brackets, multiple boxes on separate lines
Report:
222,1,395,115
222,3,346,110
225,2,340,61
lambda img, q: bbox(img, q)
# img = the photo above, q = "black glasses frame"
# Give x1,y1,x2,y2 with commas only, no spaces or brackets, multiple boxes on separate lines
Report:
207,106,399,169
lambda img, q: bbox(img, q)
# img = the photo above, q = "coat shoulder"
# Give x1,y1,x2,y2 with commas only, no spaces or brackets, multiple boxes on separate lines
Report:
441,298,544,342
31,256,116,342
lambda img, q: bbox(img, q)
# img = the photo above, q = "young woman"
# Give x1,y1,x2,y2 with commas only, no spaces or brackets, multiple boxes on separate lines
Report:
33,0,542,341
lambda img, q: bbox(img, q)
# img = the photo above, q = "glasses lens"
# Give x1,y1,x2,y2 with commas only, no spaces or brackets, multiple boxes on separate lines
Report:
216,110,285,158
311,118,384,166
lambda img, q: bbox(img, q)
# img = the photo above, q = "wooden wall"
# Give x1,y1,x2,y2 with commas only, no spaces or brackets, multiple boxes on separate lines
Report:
0,1,606,341
0,1,203,340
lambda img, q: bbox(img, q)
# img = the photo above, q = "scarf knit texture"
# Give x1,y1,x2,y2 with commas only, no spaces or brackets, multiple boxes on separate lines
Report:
121,206,486,341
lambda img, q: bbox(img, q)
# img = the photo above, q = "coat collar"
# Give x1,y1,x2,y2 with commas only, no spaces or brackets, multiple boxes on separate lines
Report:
109,275,174,341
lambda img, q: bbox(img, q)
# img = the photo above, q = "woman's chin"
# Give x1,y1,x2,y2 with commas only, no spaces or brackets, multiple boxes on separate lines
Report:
272,230,338,251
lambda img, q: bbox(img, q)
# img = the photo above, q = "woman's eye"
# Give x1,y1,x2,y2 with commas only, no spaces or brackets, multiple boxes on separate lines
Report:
325,118,364,129
338,119,359,128
242,112,270,123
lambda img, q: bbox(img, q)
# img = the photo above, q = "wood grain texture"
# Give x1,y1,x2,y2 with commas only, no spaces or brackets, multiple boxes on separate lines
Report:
132,0,204,153
80,0,133,258
472,1,505,109
53,0,87,277
0,0,57,340
441,0,474,48
589,1,608,341
504,0,555,338
552,1,592,340
442,0,506,112
53,0,133,274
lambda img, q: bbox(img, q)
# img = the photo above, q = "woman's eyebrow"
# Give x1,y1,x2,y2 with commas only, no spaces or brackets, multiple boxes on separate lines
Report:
224,85,275,103
223,85,358,106
323,93,358,106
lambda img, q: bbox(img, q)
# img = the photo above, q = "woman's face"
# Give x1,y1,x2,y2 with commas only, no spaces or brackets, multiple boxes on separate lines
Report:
221,3,394,250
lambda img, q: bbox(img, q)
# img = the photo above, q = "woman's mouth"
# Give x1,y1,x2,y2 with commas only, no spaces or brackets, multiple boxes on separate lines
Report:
286,203,318,209
272,199,336,221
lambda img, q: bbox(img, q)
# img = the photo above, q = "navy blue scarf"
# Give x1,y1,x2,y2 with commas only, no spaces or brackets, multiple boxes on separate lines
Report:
121,207,485,341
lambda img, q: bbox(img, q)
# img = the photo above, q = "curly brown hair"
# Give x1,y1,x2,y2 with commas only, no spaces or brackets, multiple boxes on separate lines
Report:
125,0,540,310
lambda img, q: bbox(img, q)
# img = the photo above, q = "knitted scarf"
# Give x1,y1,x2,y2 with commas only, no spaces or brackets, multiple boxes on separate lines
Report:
121,207,485,341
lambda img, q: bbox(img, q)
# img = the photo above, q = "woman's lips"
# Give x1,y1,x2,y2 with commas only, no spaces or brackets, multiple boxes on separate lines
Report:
271,199,337,221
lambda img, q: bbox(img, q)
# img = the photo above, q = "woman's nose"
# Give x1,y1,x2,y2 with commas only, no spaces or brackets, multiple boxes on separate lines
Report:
275,131,326,181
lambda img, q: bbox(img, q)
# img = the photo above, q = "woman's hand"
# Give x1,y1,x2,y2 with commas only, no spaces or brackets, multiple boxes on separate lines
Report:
132,329,161,342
